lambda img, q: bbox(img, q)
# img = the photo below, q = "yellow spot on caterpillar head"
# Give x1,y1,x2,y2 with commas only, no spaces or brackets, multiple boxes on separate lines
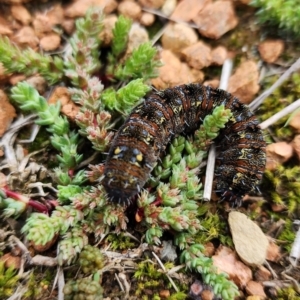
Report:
136,153,143,162
114,147,121,155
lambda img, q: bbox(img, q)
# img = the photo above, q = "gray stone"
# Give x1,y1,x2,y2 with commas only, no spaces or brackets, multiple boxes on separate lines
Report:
229,211,269,267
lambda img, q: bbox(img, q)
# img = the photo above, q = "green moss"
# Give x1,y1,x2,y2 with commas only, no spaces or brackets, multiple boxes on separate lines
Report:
23,270,54,299
133,261,187,299
194,211,233,247
263,165,300,214
105,233,136,250
250,0,300,36
0,261,18,298
277,286,300,300
259,72,300,140
277,219,296,252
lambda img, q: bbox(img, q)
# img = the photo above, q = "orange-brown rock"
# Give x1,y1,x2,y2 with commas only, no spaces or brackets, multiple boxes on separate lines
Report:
266,239,281,262
33,6,64,37
33,14,52,37
213,246,252,287
138,0,165,9
266,142,294,170
203,242,215,257
203,79,220,89
189,280,214,300
254,266,271,281
258,39,284,63
125,23,149,56
26,75,47,94
193,1,238,39
171,0,210,22
13,26,39,48
118,1,142,20
288,111,300,132
140,12,155,26
151,49,183,88
159,290,170,298
161,23,198,56
245,281,266,299
161,0,176,16
211,46,228,65
291,134,300,160
39,33,61,51
48,87,80,121
228,60,260,104
11,4,32,25
201,290,214,300
64,0,118,18
151,50,204,89
45,4,64,27
0,0,30,3
0,253,21,269
99,14,118,46
0,63,10,83
0,24,13,35
62,19,75,35
0,16,13,35
9,74,26,86
181,41,212,69
271,203,286,212
0,90,16,137
190,68,205,83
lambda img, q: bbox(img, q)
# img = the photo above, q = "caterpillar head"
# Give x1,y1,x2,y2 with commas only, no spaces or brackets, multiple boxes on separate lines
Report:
102,169,141,205
102,145,153,205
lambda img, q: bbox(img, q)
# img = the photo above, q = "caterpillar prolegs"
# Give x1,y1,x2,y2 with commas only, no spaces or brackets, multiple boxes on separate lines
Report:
102,83,266,206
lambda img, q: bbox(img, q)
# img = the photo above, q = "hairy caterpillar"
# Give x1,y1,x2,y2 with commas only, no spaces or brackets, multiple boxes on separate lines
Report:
102,83,266,206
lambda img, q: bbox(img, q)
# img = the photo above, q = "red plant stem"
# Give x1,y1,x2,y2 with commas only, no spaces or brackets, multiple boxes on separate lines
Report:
3,188,28,202
48,200,59,207
3,187,49,214
135,194,163,221
68,169,74,177
28,200,48,213
93,115,98,126
151,196,162,207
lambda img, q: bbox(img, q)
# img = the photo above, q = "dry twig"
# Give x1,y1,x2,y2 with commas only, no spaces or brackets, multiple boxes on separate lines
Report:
203,58,233,201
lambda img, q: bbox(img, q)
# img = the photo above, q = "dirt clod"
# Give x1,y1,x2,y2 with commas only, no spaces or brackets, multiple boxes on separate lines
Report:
181,40,212,69
0,90,16,137
258,39,284,63
245,281,267,299
213,246,252,287
193,0,238,39
228,60,260,104
161,23,198,56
